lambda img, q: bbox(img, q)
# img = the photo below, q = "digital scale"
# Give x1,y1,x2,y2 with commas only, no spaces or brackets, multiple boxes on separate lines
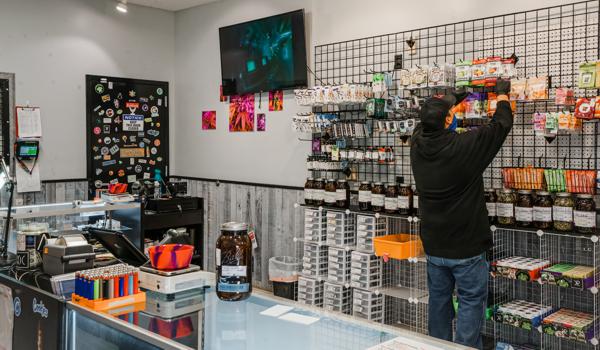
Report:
91,228,214,296
138,264,214,295
144,288,206,319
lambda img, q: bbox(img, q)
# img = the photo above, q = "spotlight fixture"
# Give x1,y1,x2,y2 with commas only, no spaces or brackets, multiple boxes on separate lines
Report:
116,0,128,13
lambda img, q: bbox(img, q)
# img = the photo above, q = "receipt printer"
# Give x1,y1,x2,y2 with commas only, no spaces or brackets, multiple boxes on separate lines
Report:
43,234,95,276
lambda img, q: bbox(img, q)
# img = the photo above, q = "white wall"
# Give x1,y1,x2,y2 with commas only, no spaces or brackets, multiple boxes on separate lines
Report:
312,0,585,46
172,0,584,187
0,0,174,180
173,0,312,187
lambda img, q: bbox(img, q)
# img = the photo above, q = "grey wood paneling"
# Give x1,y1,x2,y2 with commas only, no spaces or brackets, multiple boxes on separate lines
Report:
0,180,88,207
174,178,304,290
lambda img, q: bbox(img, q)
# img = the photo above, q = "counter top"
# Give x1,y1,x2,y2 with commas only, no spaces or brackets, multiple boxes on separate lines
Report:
68,286,471,350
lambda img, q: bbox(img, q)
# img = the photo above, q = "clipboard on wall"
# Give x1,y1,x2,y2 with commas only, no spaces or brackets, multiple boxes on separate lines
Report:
15,106,42,138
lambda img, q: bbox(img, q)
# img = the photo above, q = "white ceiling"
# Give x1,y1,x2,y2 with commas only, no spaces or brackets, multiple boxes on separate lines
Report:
126,0,220,12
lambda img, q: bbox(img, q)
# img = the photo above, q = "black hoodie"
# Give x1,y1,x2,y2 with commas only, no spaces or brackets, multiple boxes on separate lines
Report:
411,99,513,259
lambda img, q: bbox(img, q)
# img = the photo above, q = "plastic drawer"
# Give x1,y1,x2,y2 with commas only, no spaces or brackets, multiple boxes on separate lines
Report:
353,289,383,306
351,251,379,264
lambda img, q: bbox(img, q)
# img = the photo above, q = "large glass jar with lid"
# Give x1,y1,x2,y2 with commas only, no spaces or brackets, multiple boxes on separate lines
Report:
497,189,516,225
533,191,553,229
358,182,372,211
574,194,596,234
515,190,534,227
384,183,399,214
553,192,574,232
216,222,252,301
397,184,413,215
336,180,349,208
371,183,385,212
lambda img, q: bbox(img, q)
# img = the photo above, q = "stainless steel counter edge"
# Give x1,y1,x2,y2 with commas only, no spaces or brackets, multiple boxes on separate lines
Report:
66,301,193,350
0,201,140,219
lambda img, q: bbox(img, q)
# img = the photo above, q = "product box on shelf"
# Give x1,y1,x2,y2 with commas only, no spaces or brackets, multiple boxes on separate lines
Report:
493,300,555,331
540,263,596,290
298,276,324,307
491,256,551,282
352,288,384,323
542,308,599,343
350,251,382,290
323,281,352,315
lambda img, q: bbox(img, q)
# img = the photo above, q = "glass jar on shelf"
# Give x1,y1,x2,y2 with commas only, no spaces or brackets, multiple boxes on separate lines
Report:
336,179,349,208
358,182,372,211
553,192,574,232
497,189,516,226
484,189,497,224
324,179,337,207
384,183,399,214
533,191,553,230
515,190,533,227
412,186,419,216
574,194,596,234
313,178,325,207
397,184,413,215
371,182,385,212
304,177,314,206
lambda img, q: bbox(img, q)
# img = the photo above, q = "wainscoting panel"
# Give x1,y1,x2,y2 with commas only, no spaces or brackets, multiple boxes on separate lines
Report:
175,178,304,290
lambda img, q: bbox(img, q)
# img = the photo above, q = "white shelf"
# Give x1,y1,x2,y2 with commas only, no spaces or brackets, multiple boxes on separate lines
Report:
379,286,429,304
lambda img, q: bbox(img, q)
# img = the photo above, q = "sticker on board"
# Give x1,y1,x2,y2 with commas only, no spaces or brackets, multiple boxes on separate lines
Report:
120,148,145,158
122,114,144,132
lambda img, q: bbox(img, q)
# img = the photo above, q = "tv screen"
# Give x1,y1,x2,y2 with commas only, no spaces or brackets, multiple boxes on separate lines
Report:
219,10,308,96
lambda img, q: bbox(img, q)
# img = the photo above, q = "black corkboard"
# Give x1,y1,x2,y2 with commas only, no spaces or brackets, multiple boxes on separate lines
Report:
86,75,169,199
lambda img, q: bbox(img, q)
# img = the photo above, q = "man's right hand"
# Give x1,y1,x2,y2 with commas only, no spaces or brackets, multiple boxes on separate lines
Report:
496,79,511,96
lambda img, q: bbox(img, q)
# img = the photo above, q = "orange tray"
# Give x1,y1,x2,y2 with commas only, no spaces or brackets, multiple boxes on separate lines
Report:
373,234,424,260
72,292,146,311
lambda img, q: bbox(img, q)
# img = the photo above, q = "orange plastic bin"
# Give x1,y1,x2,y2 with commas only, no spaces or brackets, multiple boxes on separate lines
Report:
373,234,424,260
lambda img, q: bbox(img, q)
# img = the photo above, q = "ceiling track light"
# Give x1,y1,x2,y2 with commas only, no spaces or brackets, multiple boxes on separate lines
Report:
116,0,128,13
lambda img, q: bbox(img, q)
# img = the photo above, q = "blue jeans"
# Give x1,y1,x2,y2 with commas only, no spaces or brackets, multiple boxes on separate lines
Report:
427,253,488,349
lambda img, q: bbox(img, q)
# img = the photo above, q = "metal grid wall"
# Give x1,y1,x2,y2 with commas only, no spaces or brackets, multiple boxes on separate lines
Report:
301,1,600,348
310,1,600,188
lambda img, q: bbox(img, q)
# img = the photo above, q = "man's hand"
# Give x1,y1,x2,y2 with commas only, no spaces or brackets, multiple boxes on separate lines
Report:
452,90,469,105
440,90,469,108
496,79,511,96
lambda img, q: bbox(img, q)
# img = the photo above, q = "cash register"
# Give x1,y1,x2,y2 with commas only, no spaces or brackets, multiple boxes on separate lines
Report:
90,228,213,295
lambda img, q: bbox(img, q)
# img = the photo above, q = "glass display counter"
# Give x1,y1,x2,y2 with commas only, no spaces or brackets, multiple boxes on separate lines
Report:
0,200,139,254
65,286,470,350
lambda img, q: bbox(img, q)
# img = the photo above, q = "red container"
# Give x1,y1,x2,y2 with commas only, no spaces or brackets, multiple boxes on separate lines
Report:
148,244,194,270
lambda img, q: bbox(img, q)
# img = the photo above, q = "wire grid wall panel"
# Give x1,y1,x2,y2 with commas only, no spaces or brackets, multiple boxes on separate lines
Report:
311,1,600,188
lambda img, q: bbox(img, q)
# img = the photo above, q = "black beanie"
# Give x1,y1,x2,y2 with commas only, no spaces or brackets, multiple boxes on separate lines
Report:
419,97,452,132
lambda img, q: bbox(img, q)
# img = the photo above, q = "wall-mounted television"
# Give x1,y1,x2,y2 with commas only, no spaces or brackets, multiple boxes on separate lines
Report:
219,9,308,96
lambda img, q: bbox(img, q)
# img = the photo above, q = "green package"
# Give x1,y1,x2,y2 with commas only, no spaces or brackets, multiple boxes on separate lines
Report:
578,62,596,88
